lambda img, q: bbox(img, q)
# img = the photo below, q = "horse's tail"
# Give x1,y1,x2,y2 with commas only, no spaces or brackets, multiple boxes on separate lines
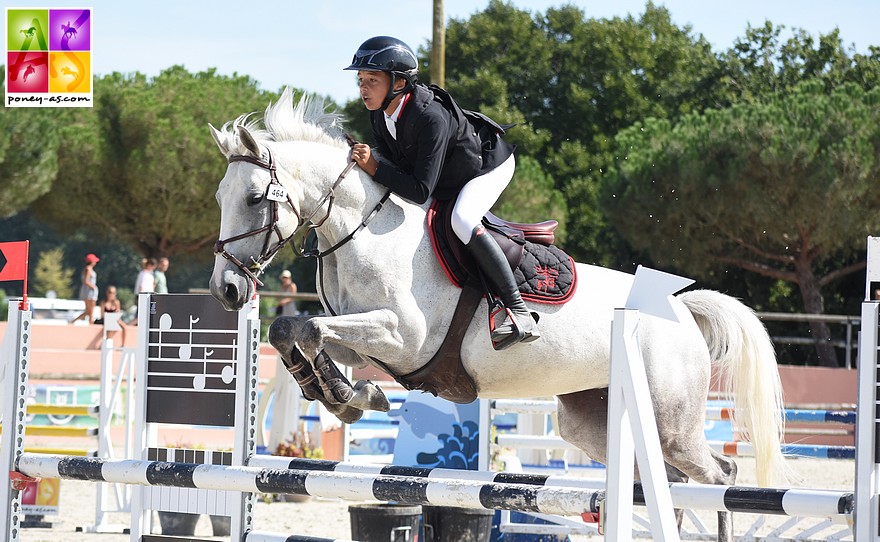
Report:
679,289,788,487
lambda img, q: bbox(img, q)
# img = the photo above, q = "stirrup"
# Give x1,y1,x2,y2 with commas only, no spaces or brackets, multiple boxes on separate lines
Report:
488,304,539,351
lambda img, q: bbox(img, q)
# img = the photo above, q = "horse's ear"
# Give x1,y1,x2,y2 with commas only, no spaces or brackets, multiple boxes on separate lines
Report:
236,125,261,156
209,123,231,157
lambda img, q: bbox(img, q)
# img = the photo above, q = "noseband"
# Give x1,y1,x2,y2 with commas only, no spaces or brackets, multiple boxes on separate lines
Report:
214,138,388,288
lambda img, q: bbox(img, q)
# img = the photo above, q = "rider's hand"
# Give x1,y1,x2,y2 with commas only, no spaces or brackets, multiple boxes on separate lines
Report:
351,143,378,176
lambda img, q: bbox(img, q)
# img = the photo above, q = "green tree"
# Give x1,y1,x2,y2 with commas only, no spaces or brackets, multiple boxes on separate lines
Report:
602,81,880,366
440,0,552,117
33,67,282,258
492,155,567,242
441,2,725,264
0,67,59,218
535,2,721,155
722,22,880,103
32,247,74,298
0,211,142,301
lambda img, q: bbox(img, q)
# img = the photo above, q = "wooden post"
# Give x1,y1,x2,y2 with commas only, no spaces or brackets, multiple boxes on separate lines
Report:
431,0,445,87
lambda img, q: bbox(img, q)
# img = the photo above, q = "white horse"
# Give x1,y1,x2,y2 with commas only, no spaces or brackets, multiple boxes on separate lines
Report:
209,89,786,541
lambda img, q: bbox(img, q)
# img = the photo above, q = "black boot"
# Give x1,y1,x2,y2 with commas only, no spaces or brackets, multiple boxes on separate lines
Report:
467,226,540,349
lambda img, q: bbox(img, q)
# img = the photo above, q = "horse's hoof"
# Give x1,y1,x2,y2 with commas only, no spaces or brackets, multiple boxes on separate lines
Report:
354,380,391,412
336,406,364,424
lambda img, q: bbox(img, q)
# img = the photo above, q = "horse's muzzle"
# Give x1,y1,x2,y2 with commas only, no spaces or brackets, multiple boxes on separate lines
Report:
210,267,251,311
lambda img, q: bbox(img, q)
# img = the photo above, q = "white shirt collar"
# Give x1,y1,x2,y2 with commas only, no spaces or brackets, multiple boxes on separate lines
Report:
385,93,408,122
383,93,410,140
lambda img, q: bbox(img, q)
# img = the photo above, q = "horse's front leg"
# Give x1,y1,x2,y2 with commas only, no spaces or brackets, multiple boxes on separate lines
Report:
283,347,366,424
269,310,402,414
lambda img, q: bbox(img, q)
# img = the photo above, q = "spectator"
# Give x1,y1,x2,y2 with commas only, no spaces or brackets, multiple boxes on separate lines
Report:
95,285,127,343
276,270,299,317
70,253,100,324
134,257,157,295
154,257,170,294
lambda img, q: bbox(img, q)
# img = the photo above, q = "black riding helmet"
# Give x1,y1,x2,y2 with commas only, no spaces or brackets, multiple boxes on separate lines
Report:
345,36,419,110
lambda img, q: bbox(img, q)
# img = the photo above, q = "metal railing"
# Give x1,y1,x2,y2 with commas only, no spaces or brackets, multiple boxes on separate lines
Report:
188,288,319,301
756,312,861,368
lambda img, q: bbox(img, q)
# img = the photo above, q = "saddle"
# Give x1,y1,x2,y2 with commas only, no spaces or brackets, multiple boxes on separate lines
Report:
426,199,577,304
388,200,578,404
286,200,578,408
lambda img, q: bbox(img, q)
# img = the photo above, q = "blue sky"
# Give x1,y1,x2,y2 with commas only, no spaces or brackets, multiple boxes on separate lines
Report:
9,1,878,104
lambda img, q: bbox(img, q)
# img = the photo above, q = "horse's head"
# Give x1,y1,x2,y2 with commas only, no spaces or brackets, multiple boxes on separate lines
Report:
208,89,351,310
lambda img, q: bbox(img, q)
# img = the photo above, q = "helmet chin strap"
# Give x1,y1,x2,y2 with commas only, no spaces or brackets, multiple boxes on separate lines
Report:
380,73,413,111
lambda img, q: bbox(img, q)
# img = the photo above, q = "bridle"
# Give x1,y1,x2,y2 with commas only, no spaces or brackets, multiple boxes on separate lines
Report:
213,137,399,382
213,138,390,290
213,144,354,286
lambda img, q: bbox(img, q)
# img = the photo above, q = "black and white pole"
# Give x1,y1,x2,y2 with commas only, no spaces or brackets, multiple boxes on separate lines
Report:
16,454,606,517
247,534,356,542
250,455,853,519
16,453,852,522
605,266,694,541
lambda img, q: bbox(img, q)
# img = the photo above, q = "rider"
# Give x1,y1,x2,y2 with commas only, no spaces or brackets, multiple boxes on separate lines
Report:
345,35,539,349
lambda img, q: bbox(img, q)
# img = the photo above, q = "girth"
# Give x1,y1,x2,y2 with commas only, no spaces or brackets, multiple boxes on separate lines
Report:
387,285,483,404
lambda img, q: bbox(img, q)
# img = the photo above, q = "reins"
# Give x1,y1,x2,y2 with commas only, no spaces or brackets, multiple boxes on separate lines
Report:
214,136,391,299
214,133,421,385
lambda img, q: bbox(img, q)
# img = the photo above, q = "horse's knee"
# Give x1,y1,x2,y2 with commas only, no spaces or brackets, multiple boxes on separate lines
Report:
325,344,371,369
297,317,326,355
268,317,296,351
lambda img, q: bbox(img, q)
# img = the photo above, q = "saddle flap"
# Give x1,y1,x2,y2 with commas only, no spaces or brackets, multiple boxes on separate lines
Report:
427,199,524,288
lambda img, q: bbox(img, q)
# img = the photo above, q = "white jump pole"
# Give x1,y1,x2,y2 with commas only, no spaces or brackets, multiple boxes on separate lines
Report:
1,300,32,542
85,321,136,533
605,265,694,541
855,236,880,540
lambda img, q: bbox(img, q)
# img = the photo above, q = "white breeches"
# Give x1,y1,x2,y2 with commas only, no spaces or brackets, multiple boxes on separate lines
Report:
451,154,516,244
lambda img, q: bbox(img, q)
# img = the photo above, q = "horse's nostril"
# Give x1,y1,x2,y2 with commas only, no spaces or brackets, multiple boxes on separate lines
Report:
224,283,238,302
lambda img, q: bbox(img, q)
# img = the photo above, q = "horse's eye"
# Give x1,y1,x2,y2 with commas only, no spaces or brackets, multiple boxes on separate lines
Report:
247,192,264,207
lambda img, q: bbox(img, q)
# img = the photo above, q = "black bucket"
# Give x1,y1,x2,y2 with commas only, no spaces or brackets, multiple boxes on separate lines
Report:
421,505,494,542
210,514,231,536
157,511,200,536
349,503,422,542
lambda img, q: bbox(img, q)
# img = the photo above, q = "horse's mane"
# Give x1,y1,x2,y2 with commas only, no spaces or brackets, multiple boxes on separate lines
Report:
221,87,348,150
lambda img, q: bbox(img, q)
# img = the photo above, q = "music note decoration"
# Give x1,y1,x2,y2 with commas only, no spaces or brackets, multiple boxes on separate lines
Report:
146,295,241,427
